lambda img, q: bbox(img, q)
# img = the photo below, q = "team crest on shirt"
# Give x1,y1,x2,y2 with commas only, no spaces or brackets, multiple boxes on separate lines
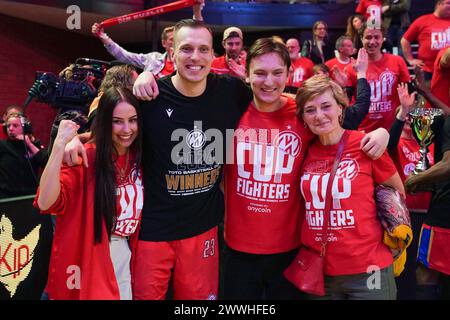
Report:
336,158,359,181
404,163,416,176
274,130,301,158
186,128,206,150
379,70,395,95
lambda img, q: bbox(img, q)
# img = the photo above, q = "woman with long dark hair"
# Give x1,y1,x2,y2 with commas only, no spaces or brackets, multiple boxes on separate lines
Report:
345,14,365,53
36,87,143,300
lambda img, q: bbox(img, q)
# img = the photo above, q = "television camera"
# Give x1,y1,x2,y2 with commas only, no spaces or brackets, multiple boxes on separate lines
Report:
24,58,110,111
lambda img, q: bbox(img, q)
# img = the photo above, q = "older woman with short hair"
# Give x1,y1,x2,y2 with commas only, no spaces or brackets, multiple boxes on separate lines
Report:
296,75,404,300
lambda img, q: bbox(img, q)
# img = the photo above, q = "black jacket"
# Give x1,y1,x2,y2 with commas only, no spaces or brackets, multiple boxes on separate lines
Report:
301,39,335,65
343,78,371,130
0,139,47,199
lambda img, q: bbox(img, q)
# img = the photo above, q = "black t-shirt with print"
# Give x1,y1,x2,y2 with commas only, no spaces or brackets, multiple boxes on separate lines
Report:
139,73,252,241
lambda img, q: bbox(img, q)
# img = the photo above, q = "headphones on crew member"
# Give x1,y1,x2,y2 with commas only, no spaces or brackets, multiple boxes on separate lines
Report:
2,113,33,136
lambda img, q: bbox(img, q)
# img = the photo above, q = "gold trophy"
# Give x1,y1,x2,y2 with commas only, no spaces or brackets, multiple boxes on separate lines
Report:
409,108,443,174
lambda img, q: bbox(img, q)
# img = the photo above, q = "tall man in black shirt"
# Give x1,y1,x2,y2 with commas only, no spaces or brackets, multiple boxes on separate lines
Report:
405,116,450,299
132,19,252,300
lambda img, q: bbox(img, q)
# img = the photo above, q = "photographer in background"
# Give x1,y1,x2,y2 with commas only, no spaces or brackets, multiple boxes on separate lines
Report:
0,105,23,140
0,113,47,199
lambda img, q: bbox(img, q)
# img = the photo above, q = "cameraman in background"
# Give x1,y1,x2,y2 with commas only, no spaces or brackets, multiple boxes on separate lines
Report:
26,58,109,118
0,112,47,199
0,105,23,140
28,59,109,151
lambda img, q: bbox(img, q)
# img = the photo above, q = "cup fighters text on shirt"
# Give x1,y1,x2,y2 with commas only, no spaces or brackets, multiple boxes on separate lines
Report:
236,130,301,202
301,159,361,231
431,27,450,51
367,70,396,117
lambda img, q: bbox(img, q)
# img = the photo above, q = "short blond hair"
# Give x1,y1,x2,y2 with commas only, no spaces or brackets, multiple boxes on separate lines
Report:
296,75,349,120
162,26,174,41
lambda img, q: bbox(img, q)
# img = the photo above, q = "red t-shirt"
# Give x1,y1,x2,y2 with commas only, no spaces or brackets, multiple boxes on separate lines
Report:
211,55,244,79
113,153,144,237
403,14,450,73
431,48,450,107
224,97,315,254
355,0,382,20
286,57,314,88
325,57,354,84
300,130,395,276
156,58,174,78
348,53,410,132
391,136,434,212
325,57,357,103
34,144,143,299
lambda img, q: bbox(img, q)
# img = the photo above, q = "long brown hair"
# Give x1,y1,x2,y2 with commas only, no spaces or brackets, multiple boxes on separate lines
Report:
346,14,365,40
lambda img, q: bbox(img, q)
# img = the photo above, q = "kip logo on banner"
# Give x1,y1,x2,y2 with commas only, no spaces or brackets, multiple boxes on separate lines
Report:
186,128,206,150
0,214,40,298
275,131,301,158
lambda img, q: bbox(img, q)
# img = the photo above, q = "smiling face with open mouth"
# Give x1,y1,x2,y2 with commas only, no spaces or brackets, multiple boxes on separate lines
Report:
362,28,383,60
112,101,138,156
171,26,214,84
248,52,288,112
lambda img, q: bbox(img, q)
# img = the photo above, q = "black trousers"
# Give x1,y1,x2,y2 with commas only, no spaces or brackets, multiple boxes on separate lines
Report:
395,211,426,300
223,245,307,300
